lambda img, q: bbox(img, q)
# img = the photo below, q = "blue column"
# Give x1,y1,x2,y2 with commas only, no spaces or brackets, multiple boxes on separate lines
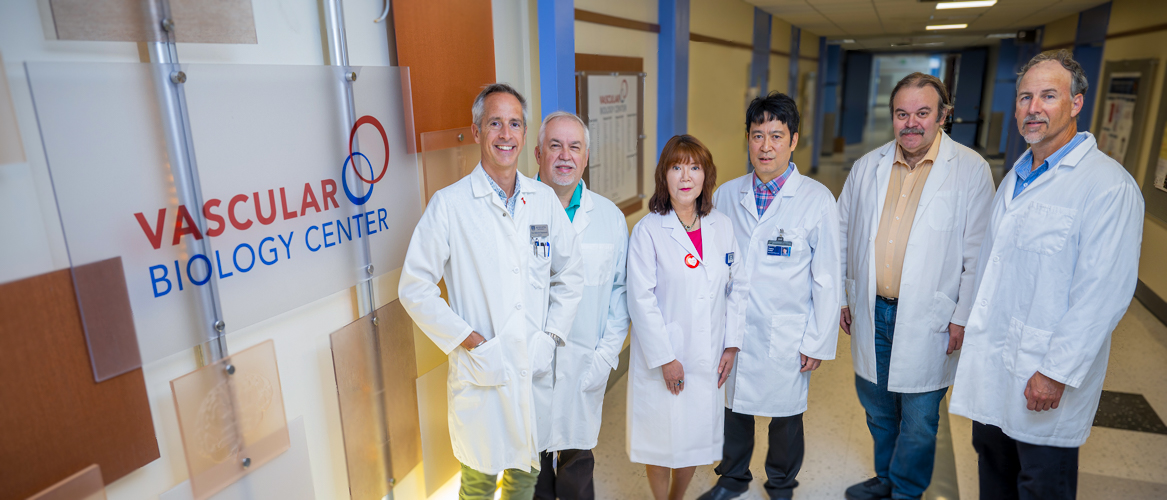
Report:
749,8,772,95
1073,2,1111,131
658,0,690,158
990,38,1021,154
811,36,826,172
538,0,576,117
840,51,873,145
788,27,800,100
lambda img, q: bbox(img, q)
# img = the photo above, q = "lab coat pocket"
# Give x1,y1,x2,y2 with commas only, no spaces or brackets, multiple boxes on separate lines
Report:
580,350,611,392
1001,317,1053,378
926,192,956,231
845,279,858,310
768,314,807,360
1015,202,1076,255
530,332,557,377
456,338,510,387
581,243,616,286
931,291,957,333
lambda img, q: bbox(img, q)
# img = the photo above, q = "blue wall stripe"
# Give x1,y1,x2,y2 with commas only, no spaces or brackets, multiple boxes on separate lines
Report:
788,27,800,99
750,8,772,95
537,0,577,118
658,0,690,159
812,36,826,170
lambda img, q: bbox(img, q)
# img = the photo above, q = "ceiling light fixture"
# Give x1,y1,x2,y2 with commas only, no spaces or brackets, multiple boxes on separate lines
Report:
986,32,1017,38
936,0,997,9
926,24,968,30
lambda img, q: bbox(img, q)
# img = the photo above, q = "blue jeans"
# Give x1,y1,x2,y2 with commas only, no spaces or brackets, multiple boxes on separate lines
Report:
855,297,947,500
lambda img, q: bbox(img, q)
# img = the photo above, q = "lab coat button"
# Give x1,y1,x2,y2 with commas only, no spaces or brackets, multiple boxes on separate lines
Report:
513,267,520,274
992,256,1000,263
521,370,529,378
981,299,987,306
515,303,523,310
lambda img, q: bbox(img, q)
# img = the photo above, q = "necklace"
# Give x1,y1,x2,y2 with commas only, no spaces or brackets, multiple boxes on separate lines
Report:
677,211,698,231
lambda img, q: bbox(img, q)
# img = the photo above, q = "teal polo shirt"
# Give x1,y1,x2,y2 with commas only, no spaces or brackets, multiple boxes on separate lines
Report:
536,176,584,222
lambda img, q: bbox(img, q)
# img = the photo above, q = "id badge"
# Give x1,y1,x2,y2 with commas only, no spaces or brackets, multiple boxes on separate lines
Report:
529,224,549,241
767,229,793,257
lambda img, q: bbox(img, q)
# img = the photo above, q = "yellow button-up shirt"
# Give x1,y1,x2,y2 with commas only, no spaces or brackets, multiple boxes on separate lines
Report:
874,132,941,299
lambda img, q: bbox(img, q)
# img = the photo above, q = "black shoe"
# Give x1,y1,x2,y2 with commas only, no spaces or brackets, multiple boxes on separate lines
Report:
696,485,745,500
844,477,891,500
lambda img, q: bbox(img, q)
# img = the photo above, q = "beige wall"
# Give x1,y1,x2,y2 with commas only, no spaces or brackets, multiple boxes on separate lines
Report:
574,0,660,230
1093,0,1167,298
688,0,755,187
1042,12,1078,49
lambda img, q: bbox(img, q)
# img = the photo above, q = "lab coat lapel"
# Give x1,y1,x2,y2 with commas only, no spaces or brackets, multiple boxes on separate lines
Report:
912,133,954,227
472,164,518,234
738,178,760,223
572,183,593,235
663,212,703,266
871,141,896,230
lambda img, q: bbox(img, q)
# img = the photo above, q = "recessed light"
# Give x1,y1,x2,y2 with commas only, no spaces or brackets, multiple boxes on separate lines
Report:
926,24,968,30
986,33,1017,38
936,0,997,9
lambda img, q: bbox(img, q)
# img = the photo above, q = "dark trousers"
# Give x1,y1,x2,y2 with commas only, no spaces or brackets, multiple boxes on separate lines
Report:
971,422,1078,500
534,449,594,500
714,408,804,499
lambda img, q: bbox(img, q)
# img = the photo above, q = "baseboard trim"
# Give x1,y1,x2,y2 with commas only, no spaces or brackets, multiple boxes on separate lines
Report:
1135,280,1167,328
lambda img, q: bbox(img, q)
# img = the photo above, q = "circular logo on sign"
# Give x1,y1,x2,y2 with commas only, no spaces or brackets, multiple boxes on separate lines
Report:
684,254,698,268
342,115,391,206
620,79,629,102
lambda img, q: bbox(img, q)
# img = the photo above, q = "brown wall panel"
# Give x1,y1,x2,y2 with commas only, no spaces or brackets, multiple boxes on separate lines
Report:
0,268,159,500
392,0,497,146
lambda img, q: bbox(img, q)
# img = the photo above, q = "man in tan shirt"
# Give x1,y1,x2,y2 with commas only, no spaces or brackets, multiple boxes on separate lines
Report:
837,73,995,500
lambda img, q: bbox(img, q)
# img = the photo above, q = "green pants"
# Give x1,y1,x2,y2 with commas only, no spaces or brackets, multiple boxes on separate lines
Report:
459,463,538,500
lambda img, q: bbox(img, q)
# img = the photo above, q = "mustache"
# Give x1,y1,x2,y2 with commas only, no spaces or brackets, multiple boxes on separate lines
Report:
899,127,925,136
1023,115,1050,124
553,160,576,168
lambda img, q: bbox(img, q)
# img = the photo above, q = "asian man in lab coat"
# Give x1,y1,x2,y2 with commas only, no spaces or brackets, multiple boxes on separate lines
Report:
398,84,585,500
950,50,1144,500
838,73,994,500
700,91,840,500
531,111,630,500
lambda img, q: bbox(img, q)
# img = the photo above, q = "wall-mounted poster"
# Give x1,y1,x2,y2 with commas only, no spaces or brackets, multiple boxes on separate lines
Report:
578,72,644,214
1097,72,1140,163
1155,126,1167,194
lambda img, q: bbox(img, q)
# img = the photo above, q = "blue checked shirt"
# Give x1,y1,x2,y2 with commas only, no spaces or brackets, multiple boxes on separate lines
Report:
486,171,521,216
754,162,795,216
1013,132,1089,199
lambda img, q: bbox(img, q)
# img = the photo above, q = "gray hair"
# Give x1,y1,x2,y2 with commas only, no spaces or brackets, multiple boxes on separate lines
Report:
537,111,590,151
471,83,528,128
1016,49,1089,97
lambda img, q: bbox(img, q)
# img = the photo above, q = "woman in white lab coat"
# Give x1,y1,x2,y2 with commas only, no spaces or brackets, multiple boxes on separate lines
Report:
626,135,748,500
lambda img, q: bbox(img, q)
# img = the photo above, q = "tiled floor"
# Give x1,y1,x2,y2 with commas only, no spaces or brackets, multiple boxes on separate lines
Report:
589,139,1167,499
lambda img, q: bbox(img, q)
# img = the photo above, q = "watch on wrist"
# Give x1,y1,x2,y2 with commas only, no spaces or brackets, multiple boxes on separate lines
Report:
545,331,565,347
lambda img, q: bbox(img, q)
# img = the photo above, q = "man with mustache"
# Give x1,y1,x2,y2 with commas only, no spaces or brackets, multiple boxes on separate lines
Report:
838,73,994,500
949,50,1144,500
399,84,585,500
531,111,630,500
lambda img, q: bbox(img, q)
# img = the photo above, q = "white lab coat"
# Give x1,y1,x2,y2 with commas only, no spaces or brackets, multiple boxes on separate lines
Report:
626,209,748,468
713,166,841,417
949,134,1143,447
839,132,995,393
535,184,631,453
398,164,585,474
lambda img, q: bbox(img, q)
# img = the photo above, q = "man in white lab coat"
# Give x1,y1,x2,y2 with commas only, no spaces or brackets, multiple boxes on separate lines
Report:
699,92,840,500
950,50,1143,500
398,84,585,500
530,111,630,500
839,73,994,500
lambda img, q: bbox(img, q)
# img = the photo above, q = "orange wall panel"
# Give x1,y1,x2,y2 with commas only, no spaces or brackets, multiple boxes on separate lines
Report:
393,0,497,145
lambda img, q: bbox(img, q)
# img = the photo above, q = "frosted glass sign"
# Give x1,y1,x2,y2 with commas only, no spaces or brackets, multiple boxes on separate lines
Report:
26,62,421,364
